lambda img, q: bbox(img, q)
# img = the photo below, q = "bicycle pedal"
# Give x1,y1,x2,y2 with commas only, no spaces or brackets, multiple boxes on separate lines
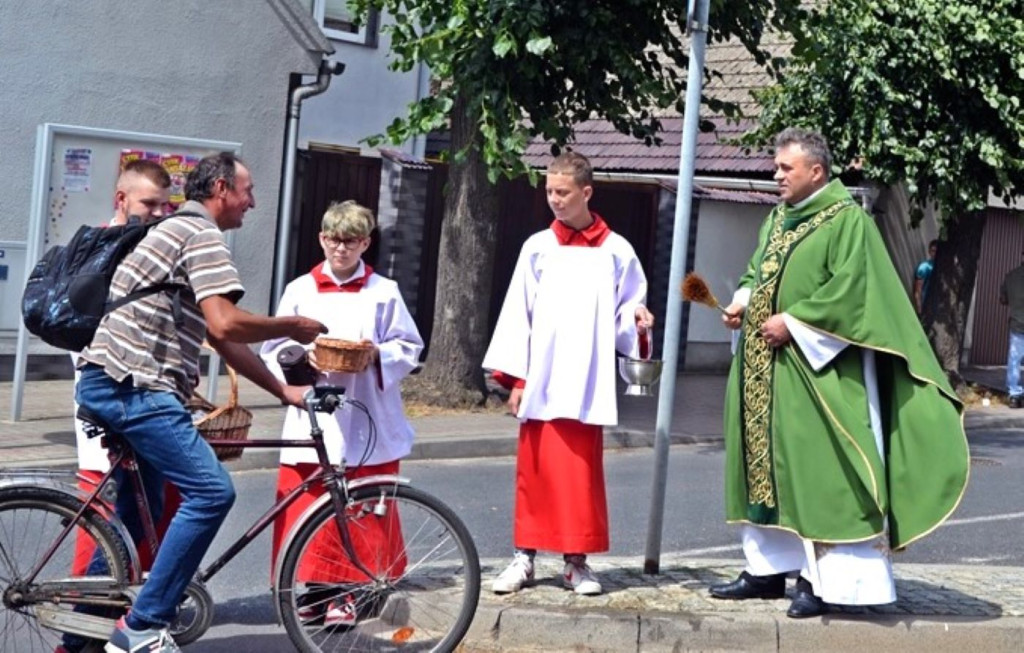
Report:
36,605,117,641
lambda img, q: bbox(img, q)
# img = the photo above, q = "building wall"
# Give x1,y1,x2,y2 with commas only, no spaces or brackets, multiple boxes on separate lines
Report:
685,200,770,370
299,15,423,153
376,158,430,318
0,1,325,356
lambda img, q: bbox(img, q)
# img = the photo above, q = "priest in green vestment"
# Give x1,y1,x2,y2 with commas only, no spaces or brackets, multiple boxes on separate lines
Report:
708,128,969,619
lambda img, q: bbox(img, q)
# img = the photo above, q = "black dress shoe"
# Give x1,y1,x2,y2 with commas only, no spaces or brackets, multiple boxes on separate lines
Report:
709,571,786,600
787,577,827,618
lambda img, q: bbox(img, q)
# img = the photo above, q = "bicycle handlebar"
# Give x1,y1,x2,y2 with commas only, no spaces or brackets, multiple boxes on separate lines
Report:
301,385,346,430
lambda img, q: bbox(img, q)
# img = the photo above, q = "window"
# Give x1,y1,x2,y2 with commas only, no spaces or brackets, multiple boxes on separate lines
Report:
302,0,378,46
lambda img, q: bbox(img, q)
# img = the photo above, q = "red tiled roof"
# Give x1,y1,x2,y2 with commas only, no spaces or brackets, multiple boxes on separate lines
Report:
523,116,775,176
524,37,791,176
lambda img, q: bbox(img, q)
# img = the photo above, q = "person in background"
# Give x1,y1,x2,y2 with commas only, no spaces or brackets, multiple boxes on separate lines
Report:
483,152,654,597
60,159,182,653
999,254,1024,408
913,239,938,315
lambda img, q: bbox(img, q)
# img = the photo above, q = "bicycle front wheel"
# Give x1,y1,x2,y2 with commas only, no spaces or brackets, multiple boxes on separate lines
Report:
278,483,480,653
0,485,131,653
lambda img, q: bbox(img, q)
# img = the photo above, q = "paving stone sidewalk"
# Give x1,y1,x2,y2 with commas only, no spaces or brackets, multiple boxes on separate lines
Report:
466,555,1024,651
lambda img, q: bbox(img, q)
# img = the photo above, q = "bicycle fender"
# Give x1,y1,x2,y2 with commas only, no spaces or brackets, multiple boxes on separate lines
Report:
271,474,411,625
0,472,144,582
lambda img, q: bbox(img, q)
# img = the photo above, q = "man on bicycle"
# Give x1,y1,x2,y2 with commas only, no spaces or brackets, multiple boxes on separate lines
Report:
75,152,326,653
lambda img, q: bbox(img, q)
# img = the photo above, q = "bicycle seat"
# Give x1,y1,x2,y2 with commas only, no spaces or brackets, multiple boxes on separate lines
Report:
76,406,112,438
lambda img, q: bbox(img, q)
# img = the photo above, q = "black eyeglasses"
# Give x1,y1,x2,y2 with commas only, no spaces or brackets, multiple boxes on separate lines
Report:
322,235,367,249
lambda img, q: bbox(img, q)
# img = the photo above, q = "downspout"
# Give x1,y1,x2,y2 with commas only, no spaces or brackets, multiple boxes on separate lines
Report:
273,57,345,306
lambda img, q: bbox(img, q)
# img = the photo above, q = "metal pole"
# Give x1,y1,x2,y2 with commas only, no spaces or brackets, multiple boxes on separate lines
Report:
273,59,344,308
11,124,52,421
643,0,711,574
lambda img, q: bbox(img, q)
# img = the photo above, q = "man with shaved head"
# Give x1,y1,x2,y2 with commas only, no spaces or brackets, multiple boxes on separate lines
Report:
112,158,173,225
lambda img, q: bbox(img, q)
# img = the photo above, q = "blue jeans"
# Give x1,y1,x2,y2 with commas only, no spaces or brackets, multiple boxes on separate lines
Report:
76,365,235,626
1007,331,1024,397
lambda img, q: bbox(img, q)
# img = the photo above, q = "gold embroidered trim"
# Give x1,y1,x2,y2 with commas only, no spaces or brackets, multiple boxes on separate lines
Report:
740,200,853,507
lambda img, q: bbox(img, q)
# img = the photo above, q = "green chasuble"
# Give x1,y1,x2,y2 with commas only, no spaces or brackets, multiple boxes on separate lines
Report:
723,180,969,550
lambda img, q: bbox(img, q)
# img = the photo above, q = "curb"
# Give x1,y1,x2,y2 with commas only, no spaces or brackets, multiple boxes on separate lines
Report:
3,428,726,473
462,606,1024,652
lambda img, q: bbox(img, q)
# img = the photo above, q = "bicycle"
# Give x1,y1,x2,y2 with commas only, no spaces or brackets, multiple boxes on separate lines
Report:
0,385,481,652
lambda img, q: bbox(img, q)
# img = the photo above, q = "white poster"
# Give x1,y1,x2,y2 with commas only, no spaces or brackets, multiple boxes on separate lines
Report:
62,147,92,192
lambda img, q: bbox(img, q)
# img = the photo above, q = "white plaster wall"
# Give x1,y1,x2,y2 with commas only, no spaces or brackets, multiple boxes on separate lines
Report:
0,1,325,353
688,201,770,343
299,15,422,152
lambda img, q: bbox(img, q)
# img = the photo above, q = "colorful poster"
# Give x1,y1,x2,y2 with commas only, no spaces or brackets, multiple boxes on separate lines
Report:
162,154,186,205
118,149,202,209
63,147,92,192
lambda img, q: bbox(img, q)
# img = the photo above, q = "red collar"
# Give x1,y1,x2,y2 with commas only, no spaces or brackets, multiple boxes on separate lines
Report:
550,212,611,247
311,262,374,293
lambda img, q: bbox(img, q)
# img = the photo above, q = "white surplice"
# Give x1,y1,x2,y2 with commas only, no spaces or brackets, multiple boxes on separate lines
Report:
482,230,647,425
259,261,423,466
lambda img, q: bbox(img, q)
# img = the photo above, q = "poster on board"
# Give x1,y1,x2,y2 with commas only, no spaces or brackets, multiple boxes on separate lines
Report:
10,123,241,421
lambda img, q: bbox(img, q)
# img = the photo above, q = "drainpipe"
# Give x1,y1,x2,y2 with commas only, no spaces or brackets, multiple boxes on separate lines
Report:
273,58,345,307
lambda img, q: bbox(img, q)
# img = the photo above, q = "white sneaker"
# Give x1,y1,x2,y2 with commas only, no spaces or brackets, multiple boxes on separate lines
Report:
491,553,535,594
323,595,358,628
562,556,602,595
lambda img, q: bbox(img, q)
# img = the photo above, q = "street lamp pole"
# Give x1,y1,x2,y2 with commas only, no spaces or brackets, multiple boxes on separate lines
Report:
643,0,711,574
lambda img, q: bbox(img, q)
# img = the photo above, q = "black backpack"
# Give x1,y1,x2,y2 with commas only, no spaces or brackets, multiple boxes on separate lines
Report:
21,212,197,351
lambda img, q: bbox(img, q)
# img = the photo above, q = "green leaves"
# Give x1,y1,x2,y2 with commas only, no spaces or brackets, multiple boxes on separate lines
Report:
525,35,552,55
492,31,515,58
352,0,806,182
747,0,1024,224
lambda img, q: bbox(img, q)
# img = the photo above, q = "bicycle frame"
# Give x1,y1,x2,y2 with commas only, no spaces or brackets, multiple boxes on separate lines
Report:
29,387,401,612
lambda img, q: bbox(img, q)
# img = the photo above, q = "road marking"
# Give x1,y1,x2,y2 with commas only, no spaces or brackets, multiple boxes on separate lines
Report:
942,511,1024,527
674,544,742,556
676,512,1023,557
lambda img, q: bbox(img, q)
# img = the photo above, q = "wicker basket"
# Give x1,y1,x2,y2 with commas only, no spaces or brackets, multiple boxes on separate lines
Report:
186,366,252,462
314,337,375,373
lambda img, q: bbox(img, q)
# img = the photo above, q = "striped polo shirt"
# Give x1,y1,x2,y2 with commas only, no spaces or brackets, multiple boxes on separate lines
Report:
79,201,244,400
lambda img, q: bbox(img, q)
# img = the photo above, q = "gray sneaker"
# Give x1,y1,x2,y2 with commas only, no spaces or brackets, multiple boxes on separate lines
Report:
104,616,180,653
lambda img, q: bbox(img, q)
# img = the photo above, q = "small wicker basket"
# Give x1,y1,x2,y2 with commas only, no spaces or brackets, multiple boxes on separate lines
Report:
186,365,252,462
314,337,375,373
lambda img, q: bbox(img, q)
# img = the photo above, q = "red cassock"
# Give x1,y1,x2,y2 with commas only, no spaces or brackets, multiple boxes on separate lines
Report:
515,419,608,552
72,471,182,574
271,461,406,583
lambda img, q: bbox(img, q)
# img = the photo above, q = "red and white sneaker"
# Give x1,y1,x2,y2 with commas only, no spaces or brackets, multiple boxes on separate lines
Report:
323,595,358,627
491,551,535,594
562,555,602,595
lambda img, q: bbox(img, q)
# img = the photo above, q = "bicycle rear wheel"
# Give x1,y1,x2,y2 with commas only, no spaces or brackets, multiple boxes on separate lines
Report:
278,483,480,653
0,486,130,653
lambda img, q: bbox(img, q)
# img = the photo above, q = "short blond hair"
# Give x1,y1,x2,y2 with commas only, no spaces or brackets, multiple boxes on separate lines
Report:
321,200,375,237
547,151,593,187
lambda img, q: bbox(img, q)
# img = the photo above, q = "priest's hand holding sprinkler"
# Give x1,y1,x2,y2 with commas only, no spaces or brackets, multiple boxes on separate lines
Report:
681,273,744,330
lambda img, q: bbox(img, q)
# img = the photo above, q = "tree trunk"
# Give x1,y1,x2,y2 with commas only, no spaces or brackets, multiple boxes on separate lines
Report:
922,211,986,393
418,93,500,407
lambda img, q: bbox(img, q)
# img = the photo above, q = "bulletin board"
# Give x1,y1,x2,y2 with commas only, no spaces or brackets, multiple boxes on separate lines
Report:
10,123,242,420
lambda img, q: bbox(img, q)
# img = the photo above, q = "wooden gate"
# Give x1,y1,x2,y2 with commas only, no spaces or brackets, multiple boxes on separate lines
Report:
293,149,381,281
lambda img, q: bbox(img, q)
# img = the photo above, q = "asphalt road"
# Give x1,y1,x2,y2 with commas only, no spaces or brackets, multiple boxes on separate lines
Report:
182,431,1022,650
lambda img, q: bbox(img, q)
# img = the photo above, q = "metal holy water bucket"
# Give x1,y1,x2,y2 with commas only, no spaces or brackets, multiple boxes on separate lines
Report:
618,357,664,396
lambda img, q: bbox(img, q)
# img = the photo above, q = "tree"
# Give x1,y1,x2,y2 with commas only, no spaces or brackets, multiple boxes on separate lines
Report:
746,0,1024,390
353,0,804,405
